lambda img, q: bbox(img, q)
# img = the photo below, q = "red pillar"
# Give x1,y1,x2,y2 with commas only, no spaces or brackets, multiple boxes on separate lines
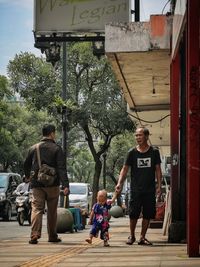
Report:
170,53,180,221
186,0,200,257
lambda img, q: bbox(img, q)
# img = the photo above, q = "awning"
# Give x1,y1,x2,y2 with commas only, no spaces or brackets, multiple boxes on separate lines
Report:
105,15,172,155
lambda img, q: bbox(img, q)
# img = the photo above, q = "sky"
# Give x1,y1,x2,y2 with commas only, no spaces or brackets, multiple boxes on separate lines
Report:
0,0,170,76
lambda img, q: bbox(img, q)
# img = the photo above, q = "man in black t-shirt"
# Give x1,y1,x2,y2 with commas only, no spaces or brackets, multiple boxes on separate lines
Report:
115,127,162,246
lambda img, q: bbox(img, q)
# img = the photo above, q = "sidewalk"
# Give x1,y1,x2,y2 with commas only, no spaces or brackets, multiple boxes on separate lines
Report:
0,216,199,267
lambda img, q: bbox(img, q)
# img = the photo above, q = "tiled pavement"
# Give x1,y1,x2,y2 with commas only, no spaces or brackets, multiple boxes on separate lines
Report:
0,216,199,267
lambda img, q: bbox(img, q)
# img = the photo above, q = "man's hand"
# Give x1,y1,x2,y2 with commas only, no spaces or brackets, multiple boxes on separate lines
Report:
63,187,69,196
156,186,161,196
116,166,128,194
115,184,122,194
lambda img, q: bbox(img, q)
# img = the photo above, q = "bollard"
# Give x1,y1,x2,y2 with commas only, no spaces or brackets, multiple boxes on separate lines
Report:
109,205,124,218
56,208,74,233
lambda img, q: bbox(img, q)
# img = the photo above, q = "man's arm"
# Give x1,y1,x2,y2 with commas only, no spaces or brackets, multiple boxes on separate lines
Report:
13,184,23,195
115,165,129,194
56,147,69,195
155,164,162,195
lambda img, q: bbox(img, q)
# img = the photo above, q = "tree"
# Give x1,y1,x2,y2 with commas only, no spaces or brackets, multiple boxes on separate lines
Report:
0,102,56,173
105,132,135,189
7,45,136,204
0,75,57,172
7,52,61,114
68,145,95,183
0,75,11,99
65,43,135,204
0,75,16,171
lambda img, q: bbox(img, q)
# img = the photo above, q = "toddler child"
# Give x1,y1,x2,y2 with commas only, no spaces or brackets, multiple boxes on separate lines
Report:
85,190,117,247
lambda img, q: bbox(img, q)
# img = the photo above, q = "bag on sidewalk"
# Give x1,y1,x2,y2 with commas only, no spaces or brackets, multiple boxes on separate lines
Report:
155,193,165,221
155,201,165,221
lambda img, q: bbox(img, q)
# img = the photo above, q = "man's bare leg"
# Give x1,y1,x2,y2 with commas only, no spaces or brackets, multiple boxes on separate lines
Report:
140,218,150,239
138,218,153,245
130,218,138,239
126,218,138,244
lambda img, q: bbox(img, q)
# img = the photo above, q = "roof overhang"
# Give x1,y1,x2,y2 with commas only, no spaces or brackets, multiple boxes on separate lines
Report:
105,15,172,154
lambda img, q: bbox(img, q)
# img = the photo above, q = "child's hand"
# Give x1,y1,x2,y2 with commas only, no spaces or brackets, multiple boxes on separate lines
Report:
88,219,92,225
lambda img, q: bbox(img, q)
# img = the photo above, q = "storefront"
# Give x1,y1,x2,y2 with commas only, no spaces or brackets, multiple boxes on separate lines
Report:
105,0,200,257
171,0,200,257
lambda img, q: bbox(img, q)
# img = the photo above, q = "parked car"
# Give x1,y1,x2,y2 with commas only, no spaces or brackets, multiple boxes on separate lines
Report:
0,173,22,221
69,183,92,215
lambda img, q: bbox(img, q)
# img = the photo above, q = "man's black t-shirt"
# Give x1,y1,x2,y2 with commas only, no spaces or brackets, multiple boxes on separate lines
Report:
125,146,161,193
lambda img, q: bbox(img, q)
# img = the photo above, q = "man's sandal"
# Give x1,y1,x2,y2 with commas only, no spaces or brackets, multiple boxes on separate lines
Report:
126,236,136,245
138,238,153,246
104,241,110,247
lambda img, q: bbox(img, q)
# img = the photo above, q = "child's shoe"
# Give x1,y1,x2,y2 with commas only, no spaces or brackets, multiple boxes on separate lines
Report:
85,238,92,244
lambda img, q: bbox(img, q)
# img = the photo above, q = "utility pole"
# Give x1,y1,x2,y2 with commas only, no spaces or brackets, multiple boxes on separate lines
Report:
135,0,140,22
62,41,67,160
62,41,69,208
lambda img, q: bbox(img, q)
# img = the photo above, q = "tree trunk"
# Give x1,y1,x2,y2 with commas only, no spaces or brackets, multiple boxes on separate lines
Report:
106,172,122,206
3,162,8,172
92,158,102,206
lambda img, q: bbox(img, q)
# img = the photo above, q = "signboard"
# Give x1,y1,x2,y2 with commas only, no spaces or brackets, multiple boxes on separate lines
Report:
34,0,131,34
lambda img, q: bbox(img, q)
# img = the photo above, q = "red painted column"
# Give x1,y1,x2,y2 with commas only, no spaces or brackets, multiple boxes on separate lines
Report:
186,0,200,257
170,53,180,221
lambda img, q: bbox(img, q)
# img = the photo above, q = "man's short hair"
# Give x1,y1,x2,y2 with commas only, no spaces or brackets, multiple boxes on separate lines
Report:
137,127,150,137
42,124,56,136
143,127,150,136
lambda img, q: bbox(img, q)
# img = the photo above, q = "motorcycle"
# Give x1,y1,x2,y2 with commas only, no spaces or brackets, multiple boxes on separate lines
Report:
15,191,32,226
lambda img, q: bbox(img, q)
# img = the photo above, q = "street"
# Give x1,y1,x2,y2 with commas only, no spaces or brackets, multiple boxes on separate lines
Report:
0,216,31,241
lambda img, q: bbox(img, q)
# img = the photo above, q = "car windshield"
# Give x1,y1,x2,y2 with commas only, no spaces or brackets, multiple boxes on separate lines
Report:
0,175,8,188
70,184,86,195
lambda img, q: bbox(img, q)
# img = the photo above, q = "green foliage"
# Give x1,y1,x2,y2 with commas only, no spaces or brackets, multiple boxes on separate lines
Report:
7,52,61,113
64,43,136,203
68,145,95,183
97,132,135,192
6,44,135,202
66,42,135,140
0,75,12,99
0,100,56,173
107,132,135,175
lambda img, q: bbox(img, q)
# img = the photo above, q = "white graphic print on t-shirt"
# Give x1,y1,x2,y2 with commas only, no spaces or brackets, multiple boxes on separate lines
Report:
137,158,151,168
